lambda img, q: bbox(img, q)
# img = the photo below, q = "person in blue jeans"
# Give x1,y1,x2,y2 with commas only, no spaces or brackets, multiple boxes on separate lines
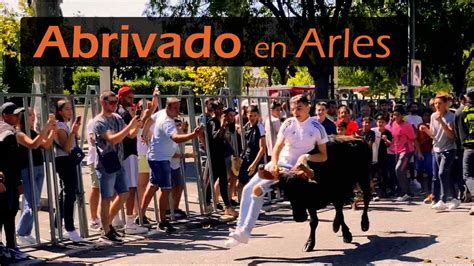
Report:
16,109,56,245
420,94,459,210
454,87,474,215
225,95,328,248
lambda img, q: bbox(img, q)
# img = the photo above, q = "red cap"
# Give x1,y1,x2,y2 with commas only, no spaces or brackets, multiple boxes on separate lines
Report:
118,86,133,98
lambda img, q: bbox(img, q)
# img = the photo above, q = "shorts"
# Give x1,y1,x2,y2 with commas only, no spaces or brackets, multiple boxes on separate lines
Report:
148,160,172,189
123,155,139,187
138,155,150,174
171,168,185,188
88,164,100,188
96,166,129,199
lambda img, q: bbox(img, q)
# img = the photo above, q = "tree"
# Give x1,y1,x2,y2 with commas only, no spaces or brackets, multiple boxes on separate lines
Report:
337,67,401,97
32,0,65,94
0,0,33,93
287,67,313,86
260,0,355,99
185,66,227,95
415,0,474,95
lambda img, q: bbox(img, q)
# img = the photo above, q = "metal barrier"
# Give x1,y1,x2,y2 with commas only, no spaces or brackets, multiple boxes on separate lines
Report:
0,90,421,248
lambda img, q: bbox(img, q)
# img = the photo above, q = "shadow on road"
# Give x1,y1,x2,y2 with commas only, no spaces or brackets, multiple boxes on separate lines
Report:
236,234,437,265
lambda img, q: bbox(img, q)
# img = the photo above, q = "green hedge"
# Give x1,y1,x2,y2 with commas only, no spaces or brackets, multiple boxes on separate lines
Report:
112,79,153,95
72,71,99,94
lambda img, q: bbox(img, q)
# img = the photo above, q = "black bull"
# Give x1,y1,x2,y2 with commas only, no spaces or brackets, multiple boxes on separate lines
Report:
278,136,372,252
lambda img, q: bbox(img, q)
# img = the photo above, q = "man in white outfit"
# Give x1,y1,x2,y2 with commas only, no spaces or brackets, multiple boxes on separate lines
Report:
225,94,328,247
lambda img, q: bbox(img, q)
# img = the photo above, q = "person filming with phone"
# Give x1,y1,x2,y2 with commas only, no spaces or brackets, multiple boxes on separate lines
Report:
54,99,84,243
139,97,203,233
93,91,142,244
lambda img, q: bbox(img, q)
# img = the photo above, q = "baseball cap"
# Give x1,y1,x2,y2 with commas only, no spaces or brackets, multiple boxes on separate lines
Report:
1,102,25,115
118,86,133,98
224,107,238,114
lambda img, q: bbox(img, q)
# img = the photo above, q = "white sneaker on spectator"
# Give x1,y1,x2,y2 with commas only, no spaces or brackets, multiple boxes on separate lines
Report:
448,199,460,210
125,223,148,235
112,215,125,229
17,235,36,246
395,194,411,202
431,201,447,210
89,218,102,231
66,230,83,243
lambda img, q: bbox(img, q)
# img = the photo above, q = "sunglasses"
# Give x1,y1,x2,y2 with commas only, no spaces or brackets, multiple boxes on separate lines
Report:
106,100,118,105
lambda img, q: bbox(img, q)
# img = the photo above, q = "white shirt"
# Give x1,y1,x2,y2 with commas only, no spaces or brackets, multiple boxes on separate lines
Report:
170,145,182,170
265,116,281,155
277,116,329,167
137,121,154,156
86,119,97,165
407,115,423,128
148,110,178,161
371,127,382,163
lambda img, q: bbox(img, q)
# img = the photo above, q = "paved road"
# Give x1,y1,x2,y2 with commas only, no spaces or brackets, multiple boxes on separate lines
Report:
32,198,473,265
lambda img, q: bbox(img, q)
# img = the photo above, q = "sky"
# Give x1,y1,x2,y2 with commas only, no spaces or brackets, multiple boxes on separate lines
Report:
3,0,149,16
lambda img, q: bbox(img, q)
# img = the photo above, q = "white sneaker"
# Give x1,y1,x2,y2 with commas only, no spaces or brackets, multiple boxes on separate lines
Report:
17,235,36,246
125,223,148,235
431,201,447,210
469,206,474,215
112,215,125,229
66,230,83,243
230,228,249,244
395,194,411,202
448,199,461,210
89,218,102,231
224,238,241,248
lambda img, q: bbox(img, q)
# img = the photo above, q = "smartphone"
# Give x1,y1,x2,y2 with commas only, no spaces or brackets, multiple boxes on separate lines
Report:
136,109,142,117
75,116,82,124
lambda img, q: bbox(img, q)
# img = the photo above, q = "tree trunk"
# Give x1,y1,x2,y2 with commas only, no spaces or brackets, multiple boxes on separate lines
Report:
32,0,64,95
228,67,243,95
451,69,466,96
308,65,330,100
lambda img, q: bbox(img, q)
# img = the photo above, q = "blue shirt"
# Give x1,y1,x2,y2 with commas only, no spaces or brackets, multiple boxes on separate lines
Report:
321,117,337,135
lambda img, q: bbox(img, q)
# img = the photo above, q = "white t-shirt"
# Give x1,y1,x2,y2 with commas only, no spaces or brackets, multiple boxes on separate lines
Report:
137,121,154,156
147,110,178,161
86,119,97,165
170,145,182,170
277,116,329,167
265,116,281,155
407,115,423,128
54,121,76,158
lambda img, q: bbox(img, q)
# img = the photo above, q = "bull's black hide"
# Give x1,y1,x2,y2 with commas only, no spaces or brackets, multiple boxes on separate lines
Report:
278,136,372,251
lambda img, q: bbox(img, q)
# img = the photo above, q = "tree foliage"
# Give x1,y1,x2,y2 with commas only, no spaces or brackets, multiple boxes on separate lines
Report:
338,67,400,97
287,67,313,86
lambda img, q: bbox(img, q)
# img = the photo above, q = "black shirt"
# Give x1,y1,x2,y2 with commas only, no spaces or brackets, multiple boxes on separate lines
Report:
321,118,336,135
117,105,137,159
378,130,393,163
208,116,226,158
243,123,265,161
0,123,22,210
19,130,44,169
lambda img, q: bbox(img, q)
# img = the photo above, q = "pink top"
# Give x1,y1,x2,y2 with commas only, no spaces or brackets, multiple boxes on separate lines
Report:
389,121,416,154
